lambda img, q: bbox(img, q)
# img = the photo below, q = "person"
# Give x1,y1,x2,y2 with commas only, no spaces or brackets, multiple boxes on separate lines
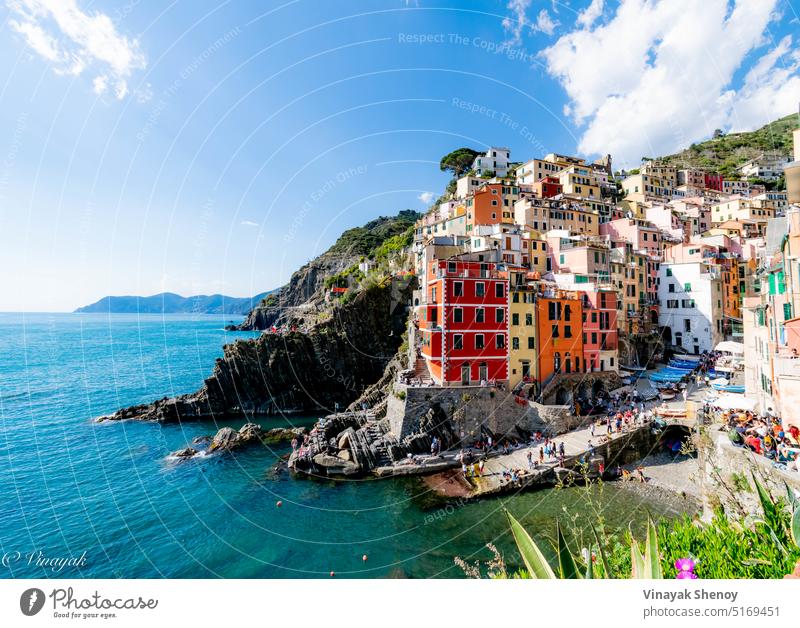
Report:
590,422,596,437
588,440,595,456
290,437,298,451
559,442,565,457
598,462,605,477
462,463,469,478
527,450,534,470
636,466,646,483
487,435,493,450
539,447,544,464
478,459,485,476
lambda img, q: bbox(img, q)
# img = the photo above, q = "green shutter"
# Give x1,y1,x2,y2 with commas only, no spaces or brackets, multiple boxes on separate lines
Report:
784,303,793,321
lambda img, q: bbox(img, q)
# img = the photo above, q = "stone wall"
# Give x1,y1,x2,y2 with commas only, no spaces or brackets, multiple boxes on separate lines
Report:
698,431,800,518
386,383,575,444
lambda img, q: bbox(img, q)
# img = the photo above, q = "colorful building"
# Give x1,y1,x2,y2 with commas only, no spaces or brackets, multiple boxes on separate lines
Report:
419,258,509,385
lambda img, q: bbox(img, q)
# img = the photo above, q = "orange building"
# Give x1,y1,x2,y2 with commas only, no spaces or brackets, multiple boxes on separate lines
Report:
536,290,585,385
466,183,514,231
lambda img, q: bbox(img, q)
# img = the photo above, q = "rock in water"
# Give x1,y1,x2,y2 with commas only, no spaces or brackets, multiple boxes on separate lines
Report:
172,447,199,459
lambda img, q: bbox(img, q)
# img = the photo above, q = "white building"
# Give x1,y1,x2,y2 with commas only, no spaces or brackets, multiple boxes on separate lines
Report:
737,152,791,181
658,262,724,354
472,147,510,177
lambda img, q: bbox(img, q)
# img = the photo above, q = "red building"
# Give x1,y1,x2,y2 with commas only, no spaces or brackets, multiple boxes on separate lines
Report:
534,176,562,199
581,288,618,372
420,258,509,385
704,173,723,192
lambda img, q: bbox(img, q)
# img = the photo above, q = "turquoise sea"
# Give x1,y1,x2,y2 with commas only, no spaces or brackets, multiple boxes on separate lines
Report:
0,313,687,578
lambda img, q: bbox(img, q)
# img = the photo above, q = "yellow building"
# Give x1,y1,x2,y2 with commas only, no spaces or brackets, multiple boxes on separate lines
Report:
557,165,602,200
509,270,538,388
622,173,674,202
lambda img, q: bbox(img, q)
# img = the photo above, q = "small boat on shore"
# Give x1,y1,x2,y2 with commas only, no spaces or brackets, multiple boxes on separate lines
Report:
659,390,677,400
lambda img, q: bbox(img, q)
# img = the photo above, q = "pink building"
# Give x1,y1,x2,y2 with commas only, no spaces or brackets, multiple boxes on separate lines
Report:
600,218,661,254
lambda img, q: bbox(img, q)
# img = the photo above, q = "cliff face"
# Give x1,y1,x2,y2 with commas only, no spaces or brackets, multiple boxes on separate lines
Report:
236,210,419,331
102,277,415,422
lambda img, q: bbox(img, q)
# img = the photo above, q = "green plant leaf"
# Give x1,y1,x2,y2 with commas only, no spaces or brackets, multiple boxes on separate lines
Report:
590,523,613,579
786,481,799,509
584,551,593,579
631,538,645,579
791,505,800,549
556,521,581,579
645,518,664,579
752,472,777,522
506,510,556,579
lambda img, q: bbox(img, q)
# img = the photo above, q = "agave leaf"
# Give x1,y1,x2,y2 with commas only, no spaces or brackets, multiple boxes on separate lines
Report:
556,521,581,579
752,473,777,522
787,481,800,509
590,523,613,579
506,510,557,579
791,505,800,549
631,538,646,579
645,518,664,579
585,552,594,579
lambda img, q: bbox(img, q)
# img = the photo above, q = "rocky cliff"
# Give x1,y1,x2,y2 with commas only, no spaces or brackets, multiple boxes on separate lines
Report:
236,210,419,330
101,276,415,423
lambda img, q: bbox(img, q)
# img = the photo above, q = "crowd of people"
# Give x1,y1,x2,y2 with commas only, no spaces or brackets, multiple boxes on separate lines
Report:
720,408,800,473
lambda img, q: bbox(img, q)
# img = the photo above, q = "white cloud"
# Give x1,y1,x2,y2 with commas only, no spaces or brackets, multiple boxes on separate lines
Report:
502,0,532,45
503,2,558,43
534,9,558,36
577,0,604,29
541,0,797,167
7,0,146,100
240,220,259,227
418,191,435,204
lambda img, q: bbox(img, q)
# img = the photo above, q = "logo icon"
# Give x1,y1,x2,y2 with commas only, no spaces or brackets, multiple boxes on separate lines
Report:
20,588,45,616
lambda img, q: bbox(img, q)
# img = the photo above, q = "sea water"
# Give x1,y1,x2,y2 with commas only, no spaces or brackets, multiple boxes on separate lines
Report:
0,313,688,578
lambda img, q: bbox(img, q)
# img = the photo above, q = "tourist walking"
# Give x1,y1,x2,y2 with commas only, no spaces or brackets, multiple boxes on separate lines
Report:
526,450,534,470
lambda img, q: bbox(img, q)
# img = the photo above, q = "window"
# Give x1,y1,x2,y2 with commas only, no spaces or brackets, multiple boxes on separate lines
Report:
549,302,556,320
495,308,504,323
475,334,485,349
496,334,505,349
554,352,561,373
564,304,571,321
475,282,485,297
454,281,463,297
668,284,675,293
564,325,572,338
453,334,463,350
684,318,691,332
512,292,519,303
527,337,535,349
525,312,533,326
475,308,485,323
784,303,793,321
512,313,519,326
512,337,519,350
684,283,691,292
495,283,504,298
666,267,672,277
453,308,463,323
552,324,559,338
591,332,597,344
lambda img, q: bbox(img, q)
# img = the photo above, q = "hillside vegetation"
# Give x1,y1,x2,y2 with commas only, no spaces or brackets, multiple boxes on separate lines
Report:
658,113,797,178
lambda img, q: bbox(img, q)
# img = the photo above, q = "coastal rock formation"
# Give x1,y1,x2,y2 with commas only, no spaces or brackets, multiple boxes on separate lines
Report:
235,211,419,331
100,278,414,423
170,423,310,460
288,404,461,477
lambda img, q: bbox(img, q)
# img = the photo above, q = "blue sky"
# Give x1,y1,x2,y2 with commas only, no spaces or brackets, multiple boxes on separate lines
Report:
0,0,798,311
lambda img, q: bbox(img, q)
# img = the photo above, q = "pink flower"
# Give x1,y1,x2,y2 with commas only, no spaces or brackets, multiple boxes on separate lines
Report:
676,571,698,579
675,558,695,572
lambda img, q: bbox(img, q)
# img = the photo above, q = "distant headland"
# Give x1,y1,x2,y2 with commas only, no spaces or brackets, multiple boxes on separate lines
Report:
74,291,275,315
